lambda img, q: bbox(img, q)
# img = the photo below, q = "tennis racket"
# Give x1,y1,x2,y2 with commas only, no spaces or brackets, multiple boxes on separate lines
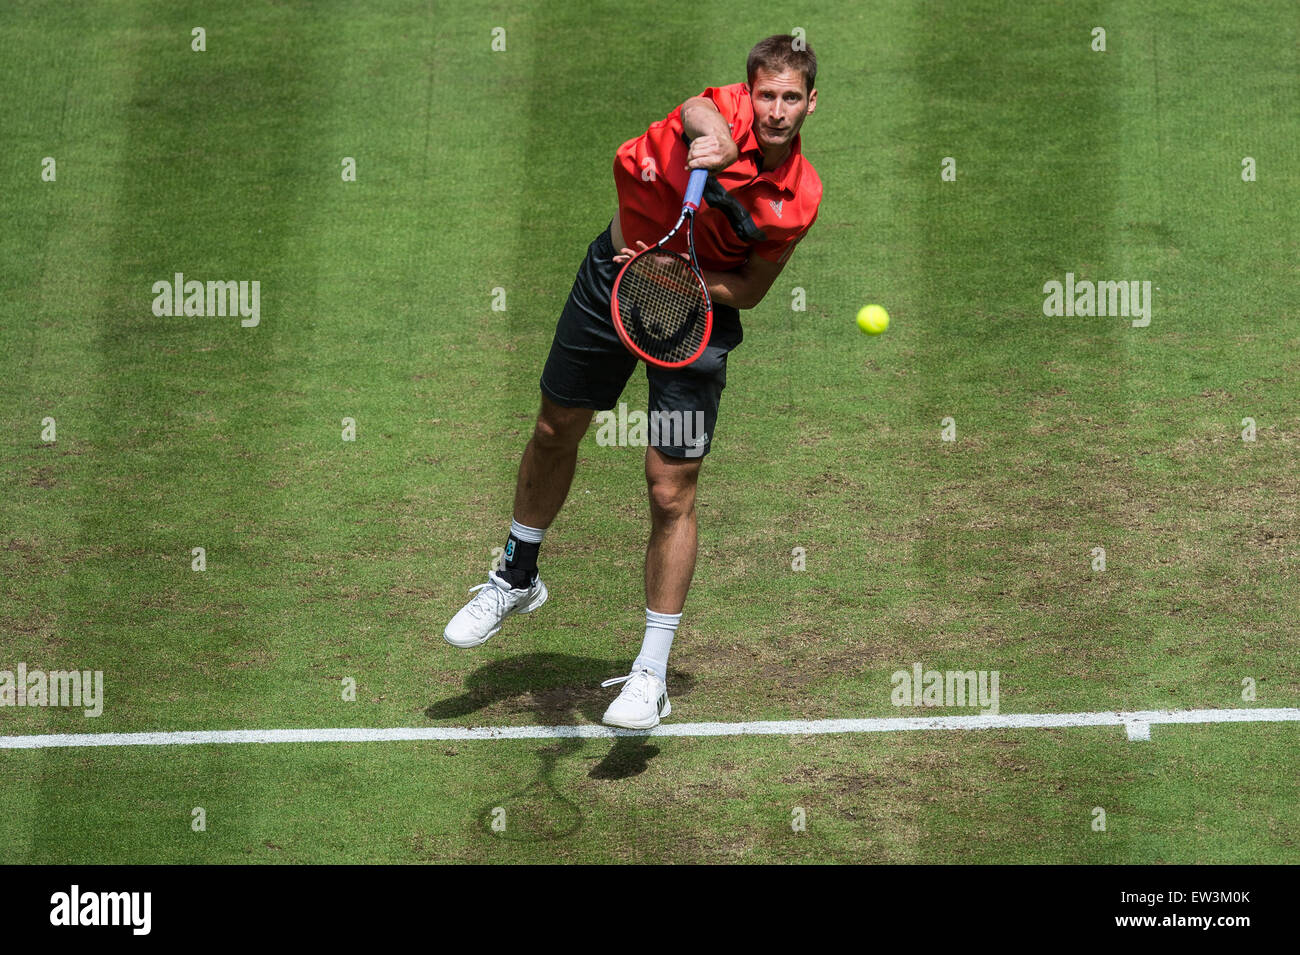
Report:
611,167,713,368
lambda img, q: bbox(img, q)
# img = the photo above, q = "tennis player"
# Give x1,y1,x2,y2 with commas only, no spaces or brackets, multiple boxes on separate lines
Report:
445,35,822,728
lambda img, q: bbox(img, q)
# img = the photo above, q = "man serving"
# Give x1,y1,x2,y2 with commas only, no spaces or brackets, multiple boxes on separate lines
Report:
444,35,822,728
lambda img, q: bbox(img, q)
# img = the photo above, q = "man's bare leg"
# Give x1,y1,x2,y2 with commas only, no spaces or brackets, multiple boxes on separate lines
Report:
444,394,593,646
513,394,594,529
643,446,701,614
602,446,701,723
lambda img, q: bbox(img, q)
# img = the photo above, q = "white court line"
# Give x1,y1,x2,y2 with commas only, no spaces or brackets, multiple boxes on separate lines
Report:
1,708,1296,749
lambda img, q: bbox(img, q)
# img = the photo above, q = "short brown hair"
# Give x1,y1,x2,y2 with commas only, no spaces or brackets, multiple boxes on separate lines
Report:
746,34,817,95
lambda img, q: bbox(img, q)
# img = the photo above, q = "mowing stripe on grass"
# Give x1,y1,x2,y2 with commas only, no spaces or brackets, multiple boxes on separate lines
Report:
2,707,1296,749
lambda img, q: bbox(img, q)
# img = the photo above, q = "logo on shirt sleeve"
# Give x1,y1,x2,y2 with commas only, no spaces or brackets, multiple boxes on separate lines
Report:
769,199,784,218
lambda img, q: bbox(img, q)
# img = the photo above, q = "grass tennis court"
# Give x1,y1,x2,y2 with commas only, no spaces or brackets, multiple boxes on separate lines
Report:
1,0,1296,863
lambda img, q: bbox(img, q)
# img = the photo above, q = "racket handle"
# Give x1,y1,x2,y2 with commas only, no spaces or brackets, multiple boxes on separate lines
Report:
683,167,708,212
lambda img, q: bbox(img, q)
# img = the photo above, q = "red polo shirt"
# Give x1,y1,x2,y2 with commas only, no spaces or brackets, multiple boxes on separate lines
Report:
613,82,821,273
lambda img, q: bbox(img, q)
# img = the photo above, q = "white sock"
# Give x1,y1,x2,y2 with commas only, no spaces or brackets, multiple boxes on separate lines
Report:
633,609,681,680
509,518,545,544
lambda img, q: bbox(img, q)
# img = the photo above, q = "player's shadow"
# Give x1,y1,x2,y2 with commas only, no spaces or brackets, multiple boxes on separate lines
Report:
426,652,694,780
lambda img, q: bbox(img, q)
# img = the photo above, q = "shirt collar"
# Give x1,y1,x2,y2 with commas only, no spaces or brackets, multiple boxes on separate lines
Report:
762,134,804,196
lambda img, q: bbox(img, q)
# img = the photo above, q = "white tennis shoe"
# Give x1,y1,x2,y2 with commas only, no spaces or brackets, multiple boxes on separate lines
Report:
443,573,548,648
601,668,671,729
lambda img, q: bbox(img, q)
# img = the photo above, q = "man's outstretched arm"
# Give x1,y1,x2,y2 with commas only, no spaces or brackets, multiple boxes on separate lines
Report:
612,241,791,311
682,97,791,309
702,252,789,311
614,96,791,309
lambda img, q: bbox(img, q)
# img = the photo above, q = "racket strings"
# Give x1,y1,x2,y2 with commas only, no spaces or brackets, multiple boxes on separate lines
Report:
616,253,709,364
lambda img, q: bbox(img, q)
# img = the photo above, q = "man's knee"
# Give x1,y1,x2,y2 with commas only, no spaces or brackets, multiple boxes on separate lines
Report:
533,396,592,450
646,450,699,522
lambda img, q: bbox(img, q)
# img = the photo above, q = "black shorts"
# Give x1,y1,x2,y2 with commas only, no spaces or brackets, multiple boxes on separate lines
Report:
539,223,742,459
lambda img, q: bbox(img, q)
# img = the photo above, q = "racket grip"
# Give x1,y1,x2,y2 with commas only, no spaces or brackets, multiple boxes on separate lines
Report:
683,167,708,212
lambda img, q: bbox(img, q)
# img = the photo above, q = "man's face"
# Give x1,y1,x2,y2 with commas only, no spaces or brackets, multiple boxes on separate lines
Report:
749,67,817,154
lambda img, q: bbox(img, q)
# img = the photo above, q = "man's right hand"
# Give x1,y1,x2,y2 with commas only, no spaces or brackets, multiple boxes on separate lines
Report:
686,134,739,172
681,97,739,170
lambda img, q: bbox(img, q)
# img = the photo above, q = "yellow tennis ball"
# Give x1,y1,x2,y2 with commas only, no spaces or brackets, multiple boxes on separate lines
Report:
856,304,889,335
